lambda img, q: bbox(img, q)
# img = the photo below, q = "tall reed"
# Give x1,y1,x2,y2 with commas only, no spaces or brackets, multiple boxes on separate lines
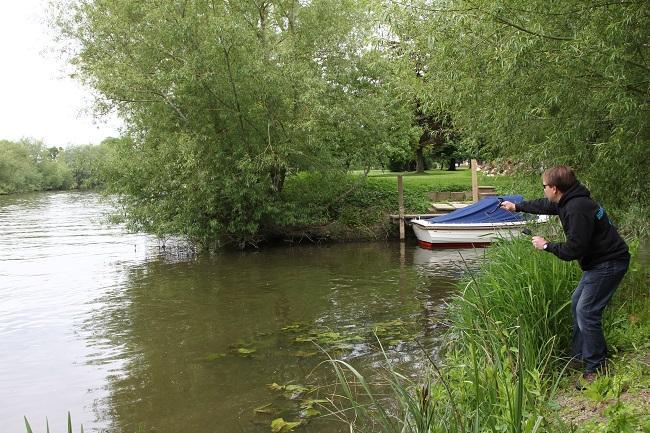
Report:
328,238,581,432
448,237,581,376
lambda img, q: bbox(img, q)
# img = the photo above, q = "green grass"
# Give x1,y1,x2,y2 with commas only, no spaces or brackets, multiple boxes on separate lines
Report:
364,168,533,196
366,168,472,188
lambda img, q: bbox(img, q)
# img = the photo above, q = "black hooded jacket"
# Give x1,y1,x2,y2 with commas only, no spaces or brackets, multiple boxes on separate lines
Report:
515,182,629,270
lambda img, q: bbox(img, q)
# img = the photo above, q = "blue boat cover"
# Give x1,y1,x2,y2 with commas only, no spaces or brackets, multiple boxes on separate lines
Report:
426,195,525,224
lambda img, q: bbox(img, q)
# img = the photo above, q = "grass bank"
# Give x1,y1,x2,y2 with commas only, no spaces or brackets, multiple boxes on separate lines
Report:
265,169,474,243
329,238,650,432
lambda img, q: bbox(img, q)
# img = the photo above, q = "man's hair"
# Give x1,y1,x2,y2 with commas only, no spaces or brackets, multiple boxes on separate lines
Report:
543,165,577,192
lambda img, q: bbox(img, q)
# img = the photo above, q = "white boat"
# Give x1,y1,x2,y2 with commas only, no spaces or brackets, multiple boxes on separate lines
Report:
410,195,548,249
411,219,540,248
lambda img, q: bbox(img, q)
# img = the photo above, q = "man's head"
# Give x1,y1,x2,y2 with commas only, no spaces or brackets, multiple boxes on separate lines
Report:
542,165,576,202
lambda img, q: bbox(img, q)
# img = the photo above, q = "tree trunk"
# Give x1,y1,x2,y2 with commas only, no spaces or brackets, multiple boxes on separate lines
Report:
447,158,456,171
415,146,426,173
270,166,286,193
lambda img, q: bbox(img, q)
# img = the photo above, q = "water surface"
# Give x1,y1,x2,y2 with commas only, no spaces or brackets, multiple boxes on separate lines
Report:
0,192,481,432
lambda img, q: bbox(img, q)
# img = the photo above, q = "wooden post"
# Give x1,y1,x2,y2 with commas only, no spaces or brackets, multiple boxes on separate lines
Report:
398,175,405,241
471,159,479,203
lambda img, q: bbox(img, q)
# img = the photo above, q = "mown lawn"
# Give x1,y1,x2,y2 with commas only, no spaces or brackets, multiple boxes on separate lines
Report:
364,168,472,188
361,167,523,192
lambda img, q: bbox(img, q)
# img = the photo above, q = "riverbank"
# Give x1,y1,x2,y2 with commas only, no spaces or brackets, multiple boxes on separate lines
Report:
330,237,650,432
231,169,475,247
266,169,648,247
5,168,647,250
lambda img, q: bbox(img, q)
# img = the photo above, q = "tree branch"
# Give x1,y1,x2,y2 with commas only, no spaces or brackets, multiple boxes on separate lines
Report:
491,14,575,41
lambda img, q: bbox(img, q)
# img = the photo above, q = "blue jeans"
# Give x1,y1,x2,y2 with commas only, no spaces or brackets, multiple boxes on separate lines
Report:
572,258,629,373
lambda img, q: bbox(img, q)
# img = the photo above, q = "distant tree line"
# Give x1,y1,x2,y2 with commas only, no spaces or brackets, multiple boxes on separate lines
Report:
0,138,115,194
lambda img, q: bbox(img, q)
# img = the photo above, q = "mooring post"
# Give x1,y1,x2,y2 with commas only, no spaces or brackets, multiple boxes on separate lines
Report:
398,175,405,241
471,159,479,203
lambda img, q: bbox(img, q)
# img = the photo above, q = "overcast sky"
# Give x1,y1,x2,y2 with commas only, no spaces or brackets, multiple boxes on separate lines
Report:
0,0,121,147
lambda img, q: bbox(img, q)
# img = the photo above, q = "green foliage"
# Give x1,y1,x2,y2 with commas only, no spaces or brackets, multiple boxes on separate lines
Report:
404,0,649,211
63,141,113,189
578,400,650,433
325,239,585,432
569,350,650,433
328,331,550,433
270,417,302,432
53,0,649,247
0,138,114,194
0,139,73,194
0,140,42,194
604,244,650,353
266,171,468,243
55,0,417,247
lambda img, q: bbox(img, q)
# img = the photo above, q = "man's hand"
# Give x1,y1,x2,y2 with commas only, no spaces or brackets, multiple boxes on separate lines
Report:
500,201,517,212
532,236,548,250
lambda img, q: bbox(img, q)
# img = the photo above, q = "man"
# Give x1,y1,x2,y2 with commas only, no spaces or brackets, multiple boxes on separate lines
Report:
500,166,630,387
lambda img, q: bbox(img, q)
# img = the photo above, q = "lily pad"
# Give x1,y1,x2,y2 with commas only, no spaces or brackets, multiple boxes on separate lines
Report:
267,383,311,400
233,347,257,357
315,331,343,343
204,352,226,362
271,418,302,432
300,407,321,418
284,384,309,400
299,398,327,418
267,383,285,391
300,398,328,409
284,384,308,393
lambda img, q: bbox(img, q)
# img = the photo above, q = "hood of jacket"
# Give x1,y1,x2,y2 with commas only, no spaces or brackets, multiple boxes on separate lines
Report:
558,181,590,207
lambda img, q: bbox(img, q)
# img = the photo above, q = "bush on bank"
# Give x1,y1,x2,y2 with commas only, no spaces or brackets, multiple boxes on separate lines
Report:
263,171,468,244
109,169,469,250
0,139,73,194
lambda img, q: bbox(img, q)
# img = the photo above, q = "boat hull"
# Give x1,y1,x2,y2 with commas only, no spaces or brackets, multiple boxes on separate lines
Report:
411,220,530,249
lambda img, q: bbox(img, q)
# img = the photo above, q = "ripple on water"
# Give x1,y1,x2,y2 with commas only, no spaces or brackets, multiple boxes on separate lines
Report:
0,191,481,433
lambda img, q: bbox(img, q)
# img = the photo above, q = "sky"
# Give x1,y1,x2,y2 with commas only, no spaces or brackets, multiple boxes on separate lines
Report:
0,0,122,147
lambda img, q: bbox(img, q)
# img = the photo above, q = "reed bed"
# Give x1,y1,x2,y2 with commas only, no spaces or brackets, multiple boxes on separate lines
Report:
328,237,583,433
449,237,581,377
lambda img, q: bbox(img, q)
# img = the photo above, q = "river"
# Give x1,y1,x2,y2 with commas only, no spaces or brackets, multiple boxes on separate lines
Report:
0,191,482,433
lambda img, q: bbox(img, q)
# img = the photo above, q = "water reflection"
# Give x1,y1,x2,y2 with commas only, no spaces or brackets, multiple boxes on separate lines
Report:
0,192,482,433
83,244,482,432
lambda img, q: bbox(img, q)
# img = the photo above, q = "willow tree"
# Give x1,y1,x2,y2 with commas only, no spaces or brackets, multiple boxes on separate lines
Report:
55,0,415,247
402,0,649,210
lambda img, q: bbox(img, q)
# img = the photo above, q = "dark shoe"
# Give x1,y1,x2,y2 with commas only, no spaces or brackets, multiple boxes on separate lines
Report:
575,371,598,391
